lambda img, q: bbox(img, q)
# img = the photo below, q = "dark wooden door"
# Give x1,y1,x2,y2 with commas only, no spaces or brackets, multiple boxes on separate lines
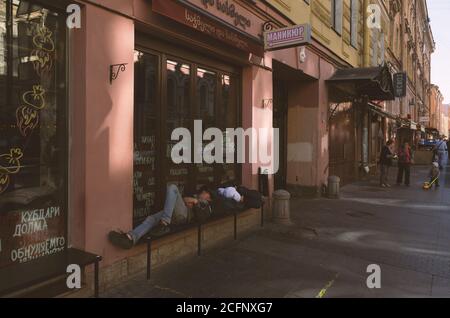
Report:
329,106,356,185
273,80,288,190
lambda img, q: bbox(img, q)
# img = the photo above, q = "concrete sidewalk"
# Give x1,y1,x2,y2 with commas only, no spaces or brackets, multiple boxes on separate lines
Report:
104,165,450,298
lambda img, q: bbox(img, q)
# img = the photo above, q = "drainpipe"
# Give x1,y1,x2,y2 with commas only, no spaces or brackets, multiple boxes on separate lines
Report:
414,0,418,123
359,0,371,174
363,0,371,67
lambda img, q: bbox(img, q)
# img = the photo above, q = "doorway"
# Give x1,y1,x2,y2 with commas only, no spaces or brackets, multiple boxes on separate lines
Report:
273,80,288,190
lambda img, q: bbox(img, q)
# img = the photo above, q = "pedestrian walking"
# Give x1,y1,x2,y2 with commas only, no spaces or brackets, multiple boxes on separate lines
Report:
379,139,395,188
397,142,412,186
428,162,441,188
435,138,448,170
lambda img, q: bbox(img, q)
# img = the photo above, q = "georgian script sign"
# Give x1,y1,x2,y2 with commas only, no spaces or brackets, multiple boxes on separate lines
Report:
393,72,407,98
180,0,262,38
264,24,312,51
153,0,264,56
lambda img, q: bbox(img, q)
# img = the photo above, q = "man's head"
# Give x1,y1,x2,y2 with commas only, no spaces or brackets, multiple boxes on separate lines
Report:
198,187,213,202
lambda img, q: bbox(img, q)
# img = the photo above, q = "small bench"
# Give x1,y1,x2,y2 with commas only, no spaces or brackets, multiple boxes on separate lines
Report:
0,248,102,298
145,203,265,280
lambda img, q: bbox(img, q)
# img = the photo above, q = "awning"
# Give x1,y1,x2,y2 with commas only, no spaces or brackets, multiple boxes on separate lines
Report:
327,65,395,103
368,103,397,120
426,128,440,136
416,124,426,133
397,119,418,131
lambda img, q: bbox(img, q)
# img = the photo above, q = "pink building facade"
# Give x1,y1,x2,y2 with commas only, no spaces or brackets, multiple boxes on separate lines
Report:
0,0,350,294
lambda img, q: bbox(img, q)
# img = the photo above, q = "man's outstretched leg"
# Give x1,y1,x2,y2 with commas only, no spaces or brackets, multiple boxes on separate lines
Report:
108,212,163,249
109,184,187,249
151,184,188,236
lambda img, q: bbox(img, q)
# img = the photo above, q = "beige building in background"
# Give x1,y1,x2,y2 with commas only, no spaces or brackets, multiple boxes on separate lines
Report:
441,104,450,138
429,84,444,134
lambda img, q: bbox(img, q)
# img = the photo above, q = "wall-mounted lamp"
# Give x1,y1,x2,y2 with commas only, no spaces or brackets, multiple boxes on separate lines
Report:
110,63,128,84
299,47,307,63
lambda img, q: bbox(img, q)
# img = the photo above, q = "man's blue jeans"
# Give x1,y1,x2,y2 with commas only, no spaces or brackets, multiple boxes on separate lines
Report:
129,184,188,244
437,151,448,169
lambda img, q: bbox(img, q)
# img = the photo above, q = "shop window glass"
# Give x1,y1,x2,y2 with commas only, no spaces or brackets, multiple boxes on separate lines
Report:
133,48,241,220
220,74,237,184
0,0,67,268
196,67,216,189
166,60,191,194
133,51,158,224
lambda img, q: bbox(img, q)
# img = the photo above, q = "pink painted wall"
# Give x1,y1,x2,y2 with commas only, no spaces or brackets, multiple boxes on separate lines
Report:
70,3,135,266
286,81,320,187
317,59,335,187
87,0,134,15
284,57,334,189
69,5,87,250
268,47,320,80
242,65,274,196
241,47,327,192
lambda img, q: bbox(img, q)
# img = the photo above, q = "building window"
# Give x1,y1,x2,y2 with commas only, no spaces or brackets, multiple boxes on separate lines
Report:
371,28,378,66
133,49,241,225
331,0,343,35
0,0,68,268
350,0,359,47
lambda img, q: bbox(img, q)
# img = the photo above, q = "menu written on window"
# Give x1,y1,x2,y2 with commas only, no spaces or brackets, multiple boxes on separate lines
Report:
0,204,66,268
166,141,189,195
133,135,157,220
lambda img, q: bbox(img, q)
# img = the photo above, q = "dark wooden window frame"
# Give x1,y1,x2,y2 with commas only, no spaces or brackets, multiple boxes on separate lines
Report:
134,34,243,224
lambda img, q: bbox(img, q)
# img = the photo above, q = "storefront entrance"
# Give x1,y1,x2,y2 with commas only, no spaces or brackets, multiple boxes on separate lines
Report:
329,103,356,185
133,36,242,225
273,80,288,190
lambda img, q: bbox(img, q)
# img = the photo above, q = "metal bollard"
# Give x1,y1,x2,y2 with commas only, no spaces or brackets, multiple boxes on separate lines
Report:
328,176,341,199
272,190,292,225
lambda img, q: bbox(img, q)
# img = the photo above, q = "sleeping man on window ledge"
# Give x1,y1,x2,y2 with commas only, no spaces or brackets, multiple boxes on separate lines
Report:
108,184,213,250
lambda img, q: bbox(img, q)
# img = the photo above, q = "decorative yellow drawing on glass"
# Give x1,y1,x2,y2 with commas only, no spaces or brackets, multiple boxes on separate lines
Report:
16,106,39,137
31,25,55,76
0,149,24,195
23,85,46,110
0,148,23,174
16,86,46,137
0,174,9,195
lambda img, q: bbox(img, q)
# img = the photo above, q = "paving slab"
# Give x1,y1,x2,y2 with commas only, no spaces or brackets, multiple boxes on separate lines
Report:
104,166,450,298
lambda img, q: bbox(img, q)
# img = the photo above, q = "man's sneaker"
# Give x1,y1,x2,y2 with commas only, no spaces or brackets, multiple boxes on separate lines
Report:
109,231,134,250
150,223,170,237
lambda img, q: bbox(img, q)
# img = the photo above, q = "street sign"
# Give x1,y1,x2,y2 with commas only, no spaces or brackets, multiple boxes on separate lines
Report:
393,72,407,98
264,24,311,51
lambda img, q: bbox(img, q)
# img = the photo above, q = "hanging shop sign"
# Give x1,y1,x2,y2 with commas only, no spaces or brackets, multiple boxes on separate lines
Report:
152,0,264,56
264,24,312,51
419,116,430,124
393,72,407,98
